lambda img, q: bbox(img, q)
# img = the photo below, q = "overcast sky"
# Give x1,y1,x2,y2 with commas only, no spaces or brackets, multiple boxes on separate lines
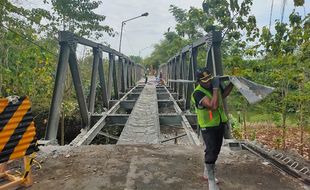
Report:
97,0,308,57
24,0,309,58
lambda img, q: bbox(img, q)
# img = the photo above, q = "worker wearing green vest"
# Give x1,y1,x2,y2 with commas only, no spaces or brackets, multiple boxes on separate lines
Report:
191,67,233,190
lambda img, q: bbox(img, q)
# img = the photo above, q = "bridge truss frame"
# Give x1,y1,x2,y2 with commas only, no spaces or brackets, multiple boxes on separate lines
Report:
160,30,232,138
45,31,144,142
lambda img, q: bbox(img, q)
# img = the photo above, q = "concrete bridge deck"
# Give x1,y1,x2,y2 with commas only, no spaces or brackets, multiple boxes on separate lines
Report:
117,84,160,144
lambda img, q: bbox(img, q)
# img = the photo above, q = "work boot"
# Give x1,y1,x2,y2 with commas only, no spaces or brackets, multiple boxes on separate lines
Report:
203,163,219,183
206,164,219,190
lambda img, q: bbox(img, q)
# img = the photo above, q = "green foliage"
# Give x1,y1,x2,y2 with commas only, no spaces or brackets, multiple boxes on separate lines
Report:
50,0,113,38
0,0,114,116
272,112,282,128
143,32,188,69
129,56,143,64
294,0,305,6
229,114,242,139
145,0,258,69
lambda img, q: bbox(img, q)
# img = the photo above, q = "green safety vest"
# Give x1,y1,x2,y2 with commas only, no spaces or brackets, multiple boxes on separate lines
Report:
191,85,228,128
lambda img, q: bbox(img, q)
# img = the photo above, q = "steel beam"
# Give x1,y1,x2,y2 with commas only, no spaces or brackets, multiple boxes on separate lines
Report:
108,100,136,109
88,47,100,113
45,42,70,142
106,114,129,125
107,53,114,101
112,56,119,99
159,114,182,126
163,86,201,145
71,86,139,146
98,52,108,108
68,49,89,128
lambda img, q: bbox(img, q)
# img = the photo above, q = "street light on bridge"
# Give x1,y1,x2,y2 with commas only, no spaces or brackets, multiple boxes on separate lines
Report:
119,12,149,53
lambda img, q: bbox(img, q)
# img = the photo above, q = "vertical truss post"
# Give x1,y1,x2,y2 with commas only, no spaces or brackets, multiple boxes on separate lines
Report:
180,53,186,100
88,47,100,114
177,54,181,99
120,58,125,92
126,60,130,89
107,53,114,101
185,49,193,110
124,59,128,91
98,51,108,108
68,44,89,128
128,61,131,87
182,53,188,106
185,47,197,110
133,63,136,84
167,61,170,88
173,57,177,92
131,62,134,87
45,42,70,141
208,31,232,139
169,60,173,89
113,56,119,99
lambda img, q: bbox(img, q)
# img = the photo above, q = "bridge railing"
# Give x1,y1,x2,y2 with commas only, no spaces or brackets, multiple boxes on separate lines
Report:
159,31,223,111
45,31,145,142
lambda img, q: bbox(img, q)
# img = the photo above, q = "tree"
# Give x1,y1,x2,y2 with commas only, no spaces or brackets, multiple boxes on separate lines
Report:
129,55,143,64
258,11,310,149
143,32,188,69
50,0,114,39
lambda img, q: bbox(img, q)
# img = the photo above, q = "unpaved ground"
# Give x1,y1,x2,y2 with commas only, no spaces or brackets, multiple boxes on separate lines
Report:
26,144,308,190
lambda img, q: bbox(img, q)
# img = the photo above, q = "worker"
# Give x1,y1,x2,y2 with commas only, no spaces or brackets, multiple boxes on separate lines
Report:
144,71,148,84
191,67,233,190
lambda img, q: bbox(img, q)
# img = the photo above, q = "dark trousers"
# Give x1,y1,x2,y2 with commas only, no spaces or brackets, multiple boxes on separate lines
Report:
201,122,225,164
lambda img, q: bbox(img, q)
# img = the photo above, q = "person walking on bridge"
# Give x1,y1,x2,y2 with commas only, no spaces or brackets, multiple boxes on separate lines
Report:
191,67,233,190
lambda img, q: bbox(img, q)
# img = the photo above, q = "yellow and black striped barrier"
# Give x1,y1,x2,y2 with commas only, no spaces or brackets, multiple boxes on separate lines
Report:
0,96,38,189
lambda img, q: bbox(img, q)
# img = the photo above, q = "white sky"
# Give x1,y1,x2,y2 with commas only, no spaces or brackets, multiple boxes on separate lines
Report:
98,0,308,57
23,0,309,58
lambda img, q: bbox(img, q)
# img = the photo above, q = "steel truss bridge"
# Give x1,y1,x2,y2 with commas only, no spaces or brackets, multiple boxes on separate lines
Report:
43,31,309,185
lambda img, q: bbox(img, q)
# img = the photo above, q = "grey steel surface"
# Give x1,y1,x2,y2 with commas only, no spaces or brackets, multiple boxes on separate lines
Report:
45,43,70,141
98,53,109,108
70,86,138,146
89,48,100,113
168,76,275,105
69,50,89,128
117,85,160,144
229,76,275,104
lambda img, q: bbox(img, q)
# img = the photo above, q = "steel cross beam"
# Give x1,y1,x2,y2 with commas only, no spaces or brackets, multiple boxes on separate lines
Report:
45,31,145,143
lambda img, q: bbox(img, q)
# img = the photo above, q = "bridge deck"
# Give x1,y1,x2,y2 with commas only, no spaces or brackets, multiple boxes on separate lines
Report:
117,84,160,144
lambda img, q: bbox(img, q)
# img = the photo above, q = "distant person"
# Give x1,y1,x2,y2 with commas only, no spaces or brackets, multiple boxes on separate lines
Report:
191,67,233,190
159,71,165,85
144,72,148,84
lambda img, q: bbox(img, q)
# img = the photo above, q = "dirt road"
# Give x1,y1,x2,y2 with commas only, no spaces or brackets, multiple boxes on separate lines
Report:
29,144,307,190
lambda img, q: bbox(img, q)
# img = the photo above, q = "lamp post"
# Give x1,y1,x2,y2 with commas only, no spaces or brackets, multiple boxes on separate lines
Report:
119,12,149,53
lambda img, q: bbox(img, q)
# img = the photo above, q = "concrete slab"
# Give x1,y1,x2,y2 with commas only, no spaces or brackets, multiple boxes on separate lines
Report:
30,145,308,190
117,84,160,144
